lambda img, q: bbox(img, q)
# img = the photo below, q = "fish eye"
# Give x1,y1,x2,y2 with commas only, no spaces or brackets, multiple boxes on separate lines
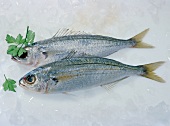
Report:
19,51,28,59
25,75,36,84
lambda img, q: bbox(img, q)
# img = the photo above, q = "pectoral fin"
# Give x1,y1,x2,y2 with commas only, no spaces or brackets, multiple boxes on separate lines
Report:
50,74,76,87
57,74,77,81
42,52,48,59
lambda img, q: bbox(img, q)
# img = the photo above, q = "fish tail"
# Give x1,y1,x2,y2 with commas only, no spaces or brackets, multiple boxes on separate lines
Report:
141,61,165,83
132,29,154,48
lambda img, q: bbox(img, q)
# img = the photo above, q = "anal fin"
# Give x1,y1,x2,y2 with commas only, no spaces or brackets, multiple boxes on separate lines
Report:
101,83,117,91
101,77,128,91
62,92,76,96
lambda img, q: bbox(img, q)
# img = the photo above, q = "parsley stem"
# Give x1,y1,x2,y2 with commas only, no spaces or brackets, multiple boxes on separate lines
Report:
16,26,29,56
4,74,7,80
22,26,29,47
4,74,9,84
25,26,29,40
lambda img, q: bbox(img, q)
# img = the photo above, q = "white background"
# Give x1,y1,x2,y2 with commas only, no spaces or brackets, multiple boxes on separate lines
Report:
0,0,170,126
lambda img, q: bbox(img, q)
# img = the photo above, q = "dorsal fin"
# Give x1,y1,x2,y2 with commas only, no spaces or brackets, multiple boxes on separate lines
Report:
52,29,90,38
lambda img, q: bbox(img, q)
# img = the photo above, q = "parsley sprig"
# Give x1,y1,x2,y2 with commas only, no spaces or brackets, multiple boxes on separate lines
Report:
2,26,35,92
3,75,17,92
6,26,35,57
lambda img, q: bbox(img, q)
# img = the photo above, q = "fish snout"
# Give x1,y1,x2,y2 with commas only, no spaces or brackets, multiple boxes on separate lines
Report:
11,56,33,65
19,78,29,90
19,78,25,87
11,56,21,63
11,56,17,61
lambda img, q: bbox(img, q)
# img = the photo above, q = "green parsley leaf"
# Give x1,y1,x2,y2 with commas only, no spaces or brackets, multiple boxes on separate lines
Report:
18,48,27,57
7,45,20,57
26,30,35,44
3,80,9,91
7,45,17,55
21,38,26,43
16,34,23,44
7,45,17,52
11,48,20,57
6,34,16,43
3,75,17,92
6,26,35,57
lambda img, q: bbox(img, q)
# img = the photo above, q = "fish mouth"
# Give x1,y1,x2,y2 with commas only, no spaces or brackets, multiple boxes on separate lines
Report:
11,56,17,61
19,79,28,89
19,83,28,90
11,56,33,65
11,56,22,63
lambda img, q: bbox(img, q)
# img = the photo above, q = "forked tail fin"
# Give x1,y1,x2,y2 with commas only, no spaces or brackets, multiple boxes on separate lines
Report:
142,61,165,83
132,29,154,48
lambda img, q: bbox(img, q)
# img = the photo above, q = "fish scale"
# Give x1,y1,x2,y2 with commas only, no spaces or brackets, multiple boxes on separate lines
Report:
19,57,165,94
12,29,153,66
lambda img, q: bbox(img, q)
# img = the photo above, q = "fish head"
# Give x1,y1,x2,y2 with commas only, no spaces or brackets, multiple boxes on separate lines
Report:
19,67,57,93
12,46,49,66
11,46,34,65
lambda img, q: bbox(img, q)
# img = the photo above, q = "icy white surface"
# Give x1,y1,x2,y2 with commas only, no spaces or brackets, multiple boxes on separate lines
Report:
0,0,170,126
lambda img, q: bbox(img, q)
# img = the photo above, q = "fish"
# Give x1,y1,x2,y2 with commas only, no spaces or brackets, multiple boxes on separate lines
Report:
12,29,153,66
19,57,165,94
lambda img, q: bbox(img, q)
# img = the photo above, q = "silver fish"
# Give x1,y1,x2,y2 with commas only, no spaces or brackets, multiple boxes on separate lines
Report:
19,57,165,94
12,29,153,66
